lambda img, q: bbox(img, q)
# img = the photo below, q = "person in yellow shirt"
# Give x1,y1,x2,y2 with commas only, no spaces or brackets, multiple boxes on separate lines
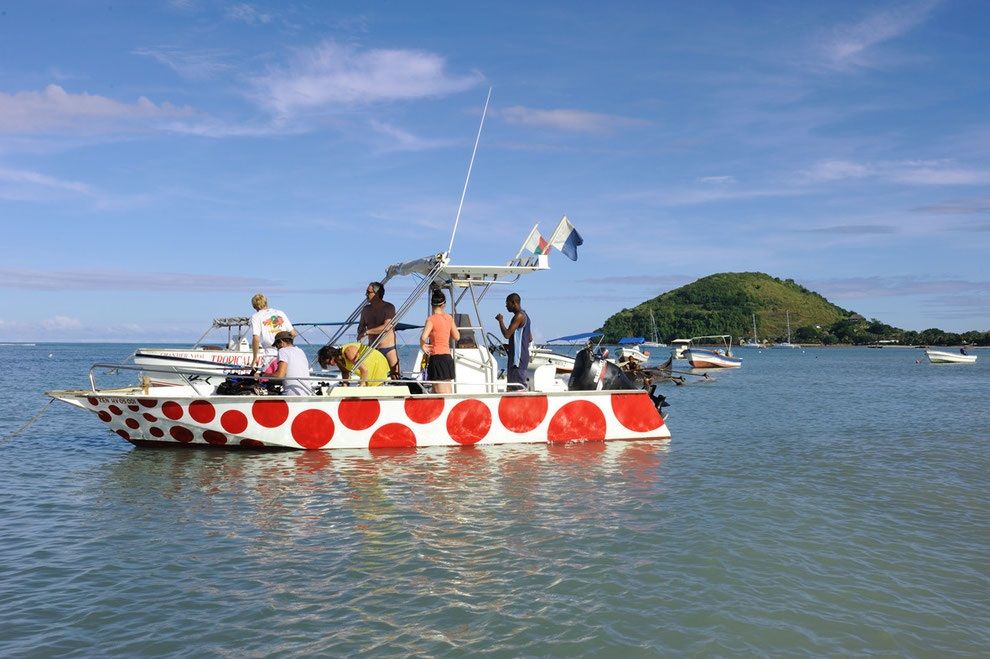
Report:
318,343,390,386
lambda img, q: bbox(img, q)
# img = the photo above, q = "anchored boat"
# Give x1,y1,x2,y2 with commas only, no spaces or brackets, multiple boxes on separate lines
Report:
681,335,743,368
48,252,671,450
925,349,978,364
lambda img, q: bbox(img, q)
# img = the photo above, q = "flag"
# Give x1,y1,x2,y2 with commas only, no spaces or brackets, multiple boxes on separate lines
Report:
549,215,583,261
522,227,551,255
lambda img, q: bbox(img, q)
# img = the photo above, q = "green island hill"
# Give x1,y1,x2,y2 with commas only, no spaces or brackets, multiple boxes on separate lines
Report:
598,272,990,346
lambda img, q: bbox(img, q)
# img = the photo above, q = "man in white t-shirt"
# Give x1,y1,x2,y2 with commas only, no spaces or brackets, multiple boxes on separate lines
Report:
249,292,296,369
273,332,313,396
271,331,311,396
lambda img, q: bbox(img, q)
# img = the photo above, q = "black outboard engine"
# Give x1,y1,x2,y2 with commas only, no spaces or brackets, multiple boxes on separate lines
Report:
569,346,637,391
569,346,669,418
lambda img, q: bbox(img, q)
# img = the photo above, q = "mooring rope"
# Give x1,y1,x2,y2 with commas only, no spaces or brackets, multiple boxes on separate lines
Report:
1,399,55,444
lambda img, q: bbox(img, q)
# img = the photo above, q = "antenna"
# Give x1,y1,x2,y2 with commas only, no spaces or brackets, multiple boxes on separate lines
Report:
446,86,492,256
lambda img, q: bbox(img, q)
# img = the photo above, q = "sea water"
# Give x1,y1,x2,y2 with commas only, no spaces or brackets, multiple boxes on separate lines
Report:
0,344,987,656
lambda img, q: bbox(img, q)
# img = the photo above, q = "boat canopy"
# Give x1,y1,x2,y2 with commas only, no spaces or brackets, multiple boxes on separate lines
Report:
618,337,645,345
546,331,603,343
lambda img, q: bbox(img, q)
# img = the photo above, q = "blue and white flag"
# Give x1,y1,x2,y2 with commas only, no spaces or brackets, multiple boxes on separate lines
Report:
549,215,583,261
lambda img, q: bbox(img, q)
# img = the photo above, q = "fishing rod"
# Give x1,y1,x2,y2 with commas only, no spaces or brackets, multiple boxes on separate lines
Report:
446,86,493,257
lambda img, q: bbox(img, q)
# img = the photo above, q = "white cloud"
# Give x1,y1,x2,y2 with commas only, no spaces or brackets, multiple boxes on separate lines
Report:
500,106,649,133
822,0,941,68
0,268,280,292
0,84,194,134
133,46,233,80
368,120,457,152
41,315,83,330
697,175,736,185
225,3,273,24
806,275,990,300
252,41,483,118
802,159,872,182
0,167,94,198
802,158,990,186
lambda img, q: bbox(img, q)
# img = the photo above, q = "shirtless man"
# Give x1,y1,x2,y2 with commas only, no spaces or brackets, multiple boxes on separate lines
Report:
357,281,400,378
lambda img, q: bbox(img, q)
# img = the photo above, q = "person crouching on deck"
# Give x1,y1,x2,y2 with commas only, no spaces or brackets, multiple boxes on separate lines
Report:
270,331,311,396
420,290,461,394
318,343,390,387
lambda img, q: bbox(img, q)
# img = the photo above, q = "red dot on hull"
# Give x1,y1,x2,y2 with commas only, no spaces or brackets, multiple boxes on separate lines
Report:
149,427,164,438
338,398,380,431
221,410,249,434
369,423,417,449
108,405,123,416
404,397,444,424
189,400,216,424
162,401,183,420
291,409,335,449
611,393,663,432
447,399,491,445
203,430,228,445
252,400,289,428
498,395,548,433
170,426,194,443
97,411,112,422
125,418,140,429
548,400,607,443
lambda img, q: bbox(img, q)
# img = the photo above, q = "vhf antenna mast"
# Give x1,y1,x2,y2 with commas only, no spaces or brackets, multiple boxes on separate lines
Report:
446,87,493,257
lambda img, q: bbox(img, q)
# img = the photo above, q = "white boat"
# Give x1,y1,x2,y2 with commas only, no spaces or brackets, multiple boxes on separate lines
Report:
642,312,666,348
925,349,978,364
772,311,800,349
670,338,692,359
48,252,671,450
530,331,603,374
617,337,651,363
739,313,762,348
617,346,650,364
132,319,418,386
681,335,742,368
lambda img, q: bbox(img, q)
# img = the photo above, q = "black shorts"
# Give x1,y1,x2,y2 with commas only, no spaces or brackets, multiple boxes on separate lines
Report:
427,354,455,381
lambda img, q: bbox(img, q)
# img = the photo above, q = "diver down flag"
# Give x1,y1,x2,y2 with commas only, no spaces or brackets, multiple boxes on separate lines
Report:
549,216,583,261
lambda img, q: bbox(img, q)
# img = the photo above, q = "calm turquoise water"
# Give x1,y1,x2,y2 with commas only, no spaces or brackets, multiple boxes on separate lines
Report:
1,344,988,656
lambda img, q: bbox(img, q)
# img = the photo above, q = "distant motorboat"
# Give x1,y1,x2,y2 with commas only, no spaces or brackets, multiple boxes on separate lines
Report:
617,336,650,363
680,335,742,368
925,349,978,364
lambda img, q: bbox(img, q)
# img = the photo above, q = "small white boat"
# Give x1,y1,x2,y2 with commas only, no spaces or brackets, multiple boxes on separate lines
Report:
681,335,743,368
740,313,763,348
616,337,651,364
531,331,604,374
642,312,666,348
684,348,742,368
925,349,978,364
772,311,800,349
670,338,692,359
617,346,650,364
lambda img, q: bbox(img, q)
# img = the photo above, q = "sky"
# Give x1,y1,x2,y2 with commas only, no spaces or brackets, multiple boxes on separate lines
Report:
1,0,988,343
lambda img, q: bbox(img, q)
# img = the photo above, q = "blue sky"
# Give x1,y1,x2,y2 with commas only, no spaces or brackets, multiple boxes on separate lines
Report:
1,0,987,342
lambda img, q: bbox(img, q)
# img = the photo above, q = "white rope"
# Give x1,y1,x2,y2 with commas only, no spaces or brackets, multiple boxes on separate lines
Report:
1,398,55,443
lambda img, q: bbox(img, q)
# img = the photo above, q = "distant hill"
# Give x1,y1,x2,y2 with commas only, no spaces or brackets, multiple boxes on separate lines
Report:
598,272,990,345
599,272,852,344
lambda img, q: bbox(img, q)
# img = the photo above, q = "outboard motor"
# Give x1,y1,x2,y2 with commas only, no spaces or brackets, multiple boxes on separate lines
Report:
569,346,670,418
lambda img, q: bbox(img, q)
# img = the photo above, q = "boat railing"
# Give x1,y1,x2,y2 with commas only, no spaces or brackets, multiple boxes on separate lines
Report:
86,361,525,395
